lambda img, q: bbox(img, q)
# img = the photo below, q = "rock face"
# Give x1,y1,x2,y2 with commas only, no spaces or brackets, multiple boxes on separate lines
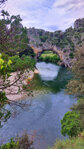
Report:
27,18,84,67
74,18,84,29
30,45,71,67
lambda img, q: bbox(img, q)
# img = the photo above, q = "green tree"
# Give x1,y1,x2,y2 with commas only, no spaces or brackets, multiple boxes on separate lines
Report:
0,11,30,56
0,54,12,127
67,47,84,96
0,11,36,127
69,52,74,59
0,133,34,149
61,46,84,140
61,111,81,137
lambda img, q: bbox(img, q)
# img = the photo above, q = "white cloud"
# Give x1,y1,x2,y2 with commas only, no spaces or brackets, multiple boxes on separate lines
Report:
2,0,84,31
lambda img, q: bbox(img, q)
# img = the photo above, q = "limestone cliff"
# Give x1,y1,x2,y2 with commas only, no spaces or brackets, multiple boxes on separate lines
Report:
27,18,84,67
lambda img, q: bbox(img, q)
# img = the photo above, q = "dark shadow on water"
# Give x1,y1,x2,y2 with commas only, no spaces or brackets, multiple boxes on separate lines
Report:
31,66,72,94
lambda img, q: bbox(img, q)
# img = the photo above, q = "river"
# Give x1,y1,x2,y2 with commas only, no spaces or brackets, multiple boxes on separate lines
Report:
0,62,76,149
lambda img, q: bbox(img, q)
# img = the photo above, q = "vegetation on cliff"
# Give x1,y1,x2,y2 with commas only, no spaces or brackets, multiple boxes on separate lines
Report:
27,20,84,65
28,21,84,55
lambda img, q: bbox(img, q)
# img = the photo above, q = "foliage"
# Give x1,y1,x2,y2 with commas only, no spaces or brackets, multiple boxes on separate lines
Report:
50,134,84,149
19,46,35,58
0,54,35,126
40,35,48,42
71,97,84,130
61,111,81,137
0,139,19,149
0,133,34,149
67,47,84,96
0,55,11,126
39,51,60,64
0,10,36,127
0,91,11,127
0,54,12,79
69,52,74,59
0,11,29,55
10,55,36,72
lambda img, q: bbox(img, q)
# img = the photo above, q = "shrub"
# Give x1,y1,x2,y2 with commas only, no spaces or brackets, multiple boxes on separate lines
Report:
40,35,48,42
0,133,34,149
69,52,74,58
10,55,36,72
50,135,84,149
61,111,81,137
39,52,60,64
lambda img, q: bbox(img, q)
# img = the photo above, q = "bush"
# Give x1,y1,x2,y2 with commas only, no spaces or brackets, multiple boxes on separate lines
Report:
0,139,19,149
10,55,36,72
72,98,84,130
40,35,48,42
39,52,60,64
0,133,34,149
70,47,74,51
50,135,84,149
19,46,35,58
69,52,74,58
61,111,81,137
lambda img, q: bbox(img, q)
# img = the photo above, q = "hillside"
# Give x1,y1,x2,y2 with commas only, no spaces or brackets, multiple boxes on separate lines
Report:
1,14,84,67
28,18,84,50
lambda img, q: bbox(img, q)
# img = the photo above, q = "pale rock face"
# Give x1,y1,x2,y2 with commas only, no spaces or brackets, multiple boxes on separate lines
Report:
0,71,35,101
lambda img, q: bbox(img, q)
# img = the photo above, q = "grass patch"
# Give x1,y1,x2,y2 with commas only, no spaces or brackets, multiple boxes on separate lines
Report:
41,51,55,57
50,135,84,149
39,51,60,64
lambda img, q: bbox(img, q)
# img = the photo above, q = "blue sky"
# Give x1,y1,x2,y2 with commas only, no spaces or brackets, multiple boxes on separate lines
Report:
4,0,84,31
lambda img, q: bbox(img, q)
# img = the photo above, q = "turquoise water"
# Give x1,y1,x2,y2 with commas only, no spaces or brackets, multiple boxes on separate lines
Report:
0,62,76,149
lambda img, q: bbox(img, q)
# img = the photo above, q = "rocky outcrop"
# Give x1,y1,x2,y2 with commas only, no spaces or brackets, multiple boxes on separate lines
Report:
74,18,84,29
0,69,39,101
27,18,84,68
30,45,71,68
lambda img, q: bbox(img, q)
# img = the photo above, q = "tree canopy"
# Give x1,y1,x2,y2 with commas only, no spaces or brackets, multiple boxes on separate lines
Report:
61,111,81,137
0,10,36,127
67,47,84,96
0,10,29,56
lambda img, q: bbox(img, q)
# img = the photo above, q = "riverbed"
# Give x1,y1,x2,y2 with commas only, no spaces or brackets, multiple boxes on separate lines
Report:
0,62,77,149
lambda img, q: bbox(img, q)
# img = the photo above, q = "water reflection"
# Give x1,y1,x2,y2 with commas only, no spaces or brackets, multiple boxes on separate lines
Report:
0,62,76,149
36,62,60,81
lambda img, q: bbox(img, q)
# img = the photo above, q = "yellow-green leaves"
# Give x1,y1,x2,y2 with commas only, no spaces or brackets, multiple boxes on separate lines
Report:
0,54,12,80
0,57,4,67
7,59,12,66
0,54,5,70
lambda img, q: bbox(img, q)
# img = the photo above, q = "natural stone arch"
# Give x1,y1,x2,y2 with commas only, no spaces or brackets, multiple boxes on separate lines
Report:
30,45,71,68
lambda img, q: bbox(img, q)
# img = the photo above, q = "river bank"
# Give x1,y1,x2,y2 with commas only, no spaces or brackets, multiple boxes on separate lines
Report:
0,68,39,101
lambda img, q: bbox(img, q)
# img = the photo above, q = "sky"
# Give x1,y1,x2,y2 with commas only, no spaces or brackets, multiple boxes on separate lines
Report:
2,0,84,31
